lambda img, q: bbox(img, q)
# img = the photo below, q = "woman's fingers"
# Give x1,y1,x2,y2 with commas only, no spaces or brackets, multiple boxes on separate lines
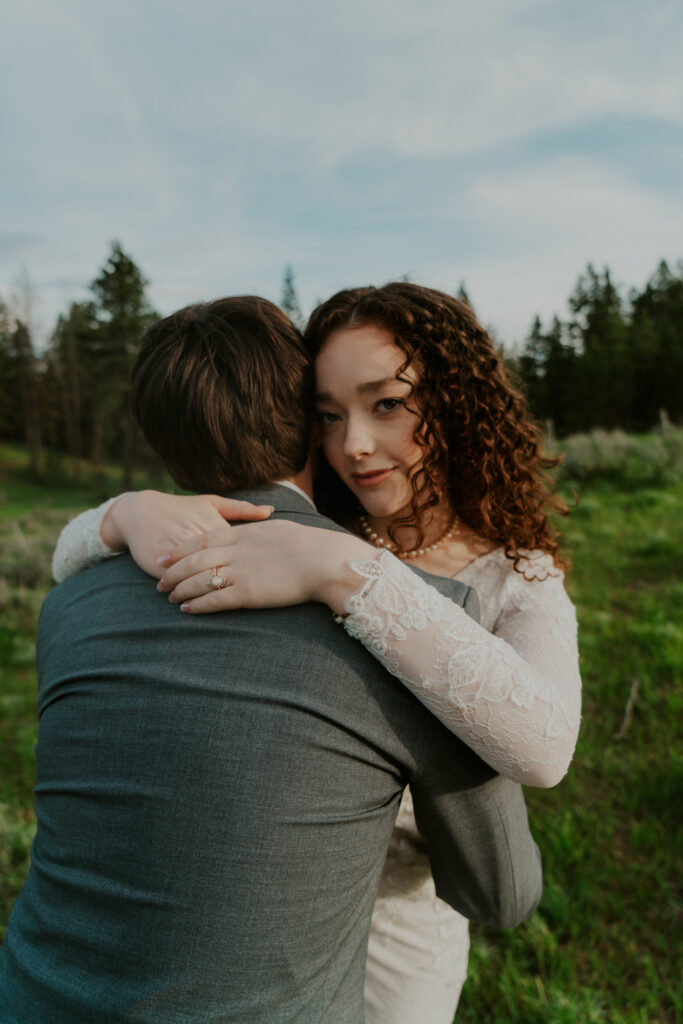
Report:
165,570,246,613
209,496,274,521
178,589,245,614
158,527,236,569
166,567,233,604
156,500,274,568
158,520,371,615
158,545,235,591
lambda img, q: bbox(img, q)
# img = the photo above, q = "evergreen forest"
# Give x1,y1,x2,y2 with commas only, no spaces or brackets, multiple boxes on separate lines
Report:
1,244,682,488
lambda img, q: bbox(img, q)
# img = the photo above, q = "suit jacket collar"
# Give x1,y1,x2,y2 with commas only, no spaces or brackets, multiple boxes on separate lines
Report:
223,483,318,517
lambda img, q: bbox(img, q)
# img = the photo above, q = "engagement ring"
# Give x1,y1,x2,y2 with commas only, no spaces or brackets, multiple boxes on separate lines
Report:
208,567,229,589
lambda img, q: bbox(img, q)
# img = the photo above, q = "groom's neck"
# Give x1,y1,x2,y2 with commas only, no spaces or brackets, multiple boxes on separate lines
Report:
284,463,314,501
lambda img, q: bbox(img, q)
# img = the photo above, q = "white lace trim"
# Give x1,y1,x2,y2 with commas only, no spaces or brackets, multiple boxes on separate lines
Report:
343,550,581,787
52,499,120,583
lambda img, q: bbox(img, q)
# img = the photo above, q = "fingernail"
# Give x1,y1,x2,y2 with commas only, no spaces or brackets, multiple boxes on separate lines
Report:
168,592,177,604
258,505,275,513
156,580,166,592
157,554,172,566
180,602,191,613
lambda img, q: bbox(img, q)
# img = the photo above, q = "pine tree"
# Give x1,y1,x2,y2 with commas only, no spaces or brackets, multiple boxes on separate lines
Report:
455,281,474,312
543,316,584,435
49,301,99,478
517,316,546,417
629,260,683,426
280,266,304,330
516,315,582,436
89,242,158,486
568,265,631,429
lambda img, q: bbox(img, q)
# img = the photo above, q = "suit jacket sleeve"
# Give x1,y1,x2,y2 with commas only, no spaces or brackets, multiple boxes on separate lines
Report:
409,749,542,928
396,562,542,929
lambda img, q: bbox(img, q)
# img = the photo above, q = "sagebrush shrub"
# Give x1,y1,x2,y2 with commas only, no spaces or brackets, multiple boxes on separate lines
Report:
556,428,683,485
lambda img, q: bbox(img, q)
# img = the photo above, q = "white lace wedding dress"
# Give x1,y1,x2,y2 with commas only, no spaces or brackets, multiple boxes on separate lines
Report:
52,506,581,1024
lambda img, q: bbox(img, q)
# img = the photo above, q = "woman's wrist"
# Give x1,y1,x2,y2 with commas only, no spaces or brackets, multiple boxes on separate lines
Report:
312,534,377,614
99,492,137,552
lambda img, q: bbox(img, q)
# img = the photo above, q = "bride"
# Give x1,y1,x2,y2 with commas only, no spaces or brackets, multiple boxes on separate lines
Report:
54,282,581,1023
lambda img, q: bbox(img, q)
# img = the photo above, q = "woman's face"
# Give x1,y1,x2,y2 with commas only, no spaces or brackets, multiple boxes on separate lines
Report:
314,324,426,521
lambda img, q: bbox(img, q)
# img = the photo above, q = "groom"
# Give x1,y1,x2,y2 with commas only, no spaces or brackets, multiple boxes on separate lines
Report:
0,297,542,1023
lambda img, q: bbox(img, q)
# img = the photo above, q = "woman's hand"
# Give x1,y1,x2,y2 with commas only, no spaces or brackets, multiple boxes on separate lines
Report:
100,491,275,578
156,520,373,614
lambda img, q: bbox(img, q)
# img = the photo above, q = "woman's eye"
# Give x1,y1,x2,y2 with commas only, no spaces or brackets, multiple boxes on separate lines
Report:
377,398,403,413
317,411,340,425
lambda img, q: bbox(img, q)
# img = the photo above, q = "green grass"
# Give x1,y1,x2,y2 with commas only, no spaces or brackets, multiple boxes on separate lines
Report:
0,445,681,1020
0,441,175,521
458,480,683,1024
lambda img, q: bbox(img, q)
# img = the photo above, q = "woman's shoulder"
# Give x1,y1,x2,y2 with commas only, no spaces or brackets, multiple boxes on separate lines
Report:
464,545,561,578
458,546,568,630
498,548,576,638
513,548,564,583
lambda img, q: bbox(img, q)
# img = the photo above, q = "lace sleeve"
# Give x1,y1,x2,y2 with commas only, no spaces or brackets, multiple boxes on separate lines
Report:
341,550,581,787
52,499,122,583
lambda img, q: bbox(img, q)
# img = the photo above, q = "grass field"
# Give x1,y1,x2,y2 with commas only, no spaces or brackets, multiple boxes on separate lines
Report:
1,441,681,1022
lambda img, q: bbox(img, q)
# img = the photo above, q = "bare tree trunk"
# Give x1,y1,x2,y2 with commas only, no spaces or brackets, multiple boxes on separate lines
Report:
61,376,81,480
122,410,134,491
545,418,556,446
14,322,42,474
12,271,42,474
25,400,42,474
64,330,82,479
659,408,670,435
91,413,104,471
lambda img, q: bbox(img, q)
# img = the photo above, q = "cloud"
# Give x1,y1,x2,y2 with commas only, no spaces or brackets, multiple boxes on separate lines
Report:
130,0,683,164
0,234,44,259
1,0,682,344
448,155,683,340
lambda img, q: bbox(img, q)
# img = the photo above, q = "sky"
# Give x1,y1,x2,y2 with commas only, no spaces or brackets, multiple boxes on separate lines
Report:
2,0,682,349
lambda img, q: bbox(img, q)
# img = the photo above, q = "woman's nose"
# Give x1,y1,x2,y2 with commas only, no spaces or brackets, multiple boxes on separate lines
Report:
343,418,376,460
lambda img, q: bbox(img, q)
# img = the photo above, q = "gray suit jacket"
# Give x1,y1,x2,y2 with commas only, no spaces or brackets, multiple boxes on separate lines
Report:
0,485,541,1024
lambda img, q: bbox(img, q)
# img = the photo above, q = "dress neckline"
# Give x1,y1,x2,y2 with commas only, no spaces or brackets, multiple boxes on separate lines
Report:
451,545,502,580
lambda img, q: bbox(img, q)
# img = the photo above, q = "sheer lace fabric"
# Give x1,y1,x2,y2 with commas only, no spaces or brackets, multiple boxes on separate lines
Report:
51,499,119,584
343,549,581,787
359,546,581,1019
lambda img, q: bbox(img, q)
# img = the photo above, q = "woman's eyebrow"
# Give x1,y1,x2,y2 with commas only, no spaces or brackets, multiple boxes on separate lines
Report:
357,377,403,394
316,377,404,403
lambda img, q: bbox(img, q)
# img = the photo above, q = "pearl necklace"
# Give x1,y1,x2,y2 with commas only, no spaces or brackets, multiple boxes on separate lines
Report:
358,514,457,560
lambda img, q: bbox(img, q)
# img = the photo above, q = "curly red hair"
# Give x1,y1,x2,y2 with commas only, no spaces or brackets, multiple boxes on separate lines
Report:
304,282,569,573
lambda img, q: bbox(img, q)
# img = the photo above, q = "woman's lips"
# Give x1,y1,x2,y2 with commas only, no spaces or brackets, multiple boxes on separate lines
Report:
352,468,395,487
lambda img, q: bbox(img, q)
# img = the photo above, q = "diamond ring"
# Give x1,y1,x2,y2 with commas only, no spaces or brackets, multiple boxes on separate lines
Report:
208,567,229,589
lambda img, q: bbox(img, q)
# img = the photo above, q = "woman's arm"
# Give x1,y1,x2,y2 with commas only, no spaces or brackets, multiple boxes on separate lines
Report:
338,550,581,788
158,524,581,788
51,492,275,583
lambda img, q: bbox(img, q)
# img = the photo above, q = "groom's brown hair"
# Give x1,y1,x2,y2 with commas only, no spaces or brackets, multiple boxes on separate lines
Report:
130,296,314,492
